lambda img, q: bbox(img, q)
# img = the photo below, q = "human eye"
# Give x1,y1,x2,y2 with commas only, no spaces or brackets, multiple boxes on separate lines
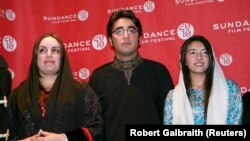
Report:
51,47,61,54
114,28,124,35
128,27,137,34
188,50,197,56
202,50,208,56
39,47,47,54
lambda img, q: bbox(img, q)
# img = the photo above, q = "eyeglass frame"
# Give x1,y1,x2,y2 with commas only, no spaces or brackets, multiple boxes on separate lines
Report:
37,46,62,55
111,26,138,36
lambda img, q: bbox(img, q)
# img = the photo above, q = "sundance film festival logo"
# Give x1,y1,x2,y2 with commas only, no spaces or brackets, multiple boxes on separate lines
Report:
175,0,219,6
107,0,155,14
6,9,16,21
177,23,194,40
78,68,90,80
219,53,232,66
43,9,88,24
143,1,155,12
0,9,16,21
140,22,195,44
64,39,92,53
213,20,250,34
2,35,17,52
92,34,107,51
78,10,88,21
64,34,107,53
141,29,176,44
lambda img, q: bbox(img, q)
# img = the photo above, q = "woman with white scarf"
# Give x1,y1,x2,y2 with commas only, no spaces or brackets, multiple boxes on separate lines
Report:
163,35,242,125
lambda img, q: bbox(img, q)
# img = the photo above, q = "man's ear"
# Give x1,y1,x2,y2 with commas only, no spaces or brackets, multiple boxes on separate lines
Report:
138,37,141,44
109,38,113,46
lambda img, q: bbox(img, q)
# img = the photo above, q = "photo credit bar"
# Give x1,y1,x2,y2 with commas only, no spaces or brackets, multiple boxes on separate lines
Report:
126,125,249,140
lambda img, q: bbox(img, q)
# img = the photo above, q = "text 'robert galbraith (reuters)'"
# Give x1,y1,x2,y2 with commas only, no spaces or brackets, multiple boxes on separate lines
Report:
129,128,246,138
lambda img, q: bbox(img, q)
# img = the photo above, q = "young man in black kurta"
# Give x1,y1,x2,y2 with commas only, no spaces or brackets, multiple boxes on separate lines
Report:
89,10,174,141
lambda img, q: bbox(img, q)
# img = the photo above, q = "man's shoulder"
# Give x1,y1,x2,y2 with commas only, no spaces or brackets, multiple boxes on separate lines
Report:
142,58,167,69
92,62,113,73
143,58,165,66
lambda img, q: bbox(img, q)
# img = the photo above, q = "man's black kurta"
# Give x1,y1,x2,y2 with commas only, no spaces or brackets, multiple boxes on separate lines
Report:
89,58,174,141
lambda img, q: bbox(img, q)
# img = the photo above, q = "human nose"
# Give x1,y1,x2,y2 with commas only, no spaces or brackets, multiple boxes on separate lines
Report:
123,30,129,37
195,52,203,59
46,49,52,56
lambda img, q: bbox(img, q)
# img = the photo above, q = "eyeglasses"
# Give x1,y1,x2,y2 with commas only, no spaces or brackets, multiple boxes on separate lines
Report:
38,47,61,55
112,27,138,36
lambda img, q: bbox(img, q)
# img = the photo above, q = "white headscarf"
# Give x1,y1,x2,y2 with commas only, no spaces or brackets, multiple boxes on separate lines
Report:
172,48,228,124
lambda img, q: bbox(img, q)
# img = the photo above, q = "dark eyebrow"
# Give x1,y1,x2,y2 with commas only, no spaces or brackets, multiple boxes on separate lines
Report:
128,26,137,29
52,46,61,49
113,26,137,30
187,48,196,52
39,46,46,48
113,26,123,30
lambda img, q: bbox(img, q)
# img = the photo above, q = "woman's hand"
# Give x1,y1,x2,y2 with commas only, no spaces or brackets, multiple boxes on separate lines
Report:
18,129,67,141
35,129,68,141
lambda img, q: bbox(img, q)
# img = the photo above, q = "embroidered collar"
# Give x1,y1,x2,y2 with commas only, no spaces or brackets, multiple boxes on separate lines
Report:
112,53,143,85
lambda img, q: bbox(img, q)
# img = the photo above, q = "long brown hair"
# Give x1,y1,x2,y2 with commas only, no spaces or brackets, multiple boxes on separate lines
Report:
29,32,65,78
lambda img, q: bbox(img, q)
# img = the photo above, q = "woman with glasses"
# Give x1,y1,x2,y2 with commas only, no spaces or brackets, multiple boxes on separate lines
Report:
163,35,242,125
7,33,103,141
89,10,174,141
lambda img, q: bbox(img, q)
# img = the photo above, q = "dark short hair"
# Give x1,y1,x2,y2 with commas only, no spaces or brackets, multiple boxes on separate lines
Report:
106,10,142,38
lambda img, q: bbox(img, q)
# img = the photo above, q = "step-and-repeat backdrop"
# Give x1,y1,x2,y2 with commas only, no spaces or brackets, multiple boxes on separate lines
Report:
1,0,249,94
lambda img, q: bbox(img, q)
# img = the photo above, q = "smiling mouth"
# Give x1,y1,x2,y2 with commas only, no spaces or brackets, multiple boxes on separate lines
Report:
194,62,204,66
